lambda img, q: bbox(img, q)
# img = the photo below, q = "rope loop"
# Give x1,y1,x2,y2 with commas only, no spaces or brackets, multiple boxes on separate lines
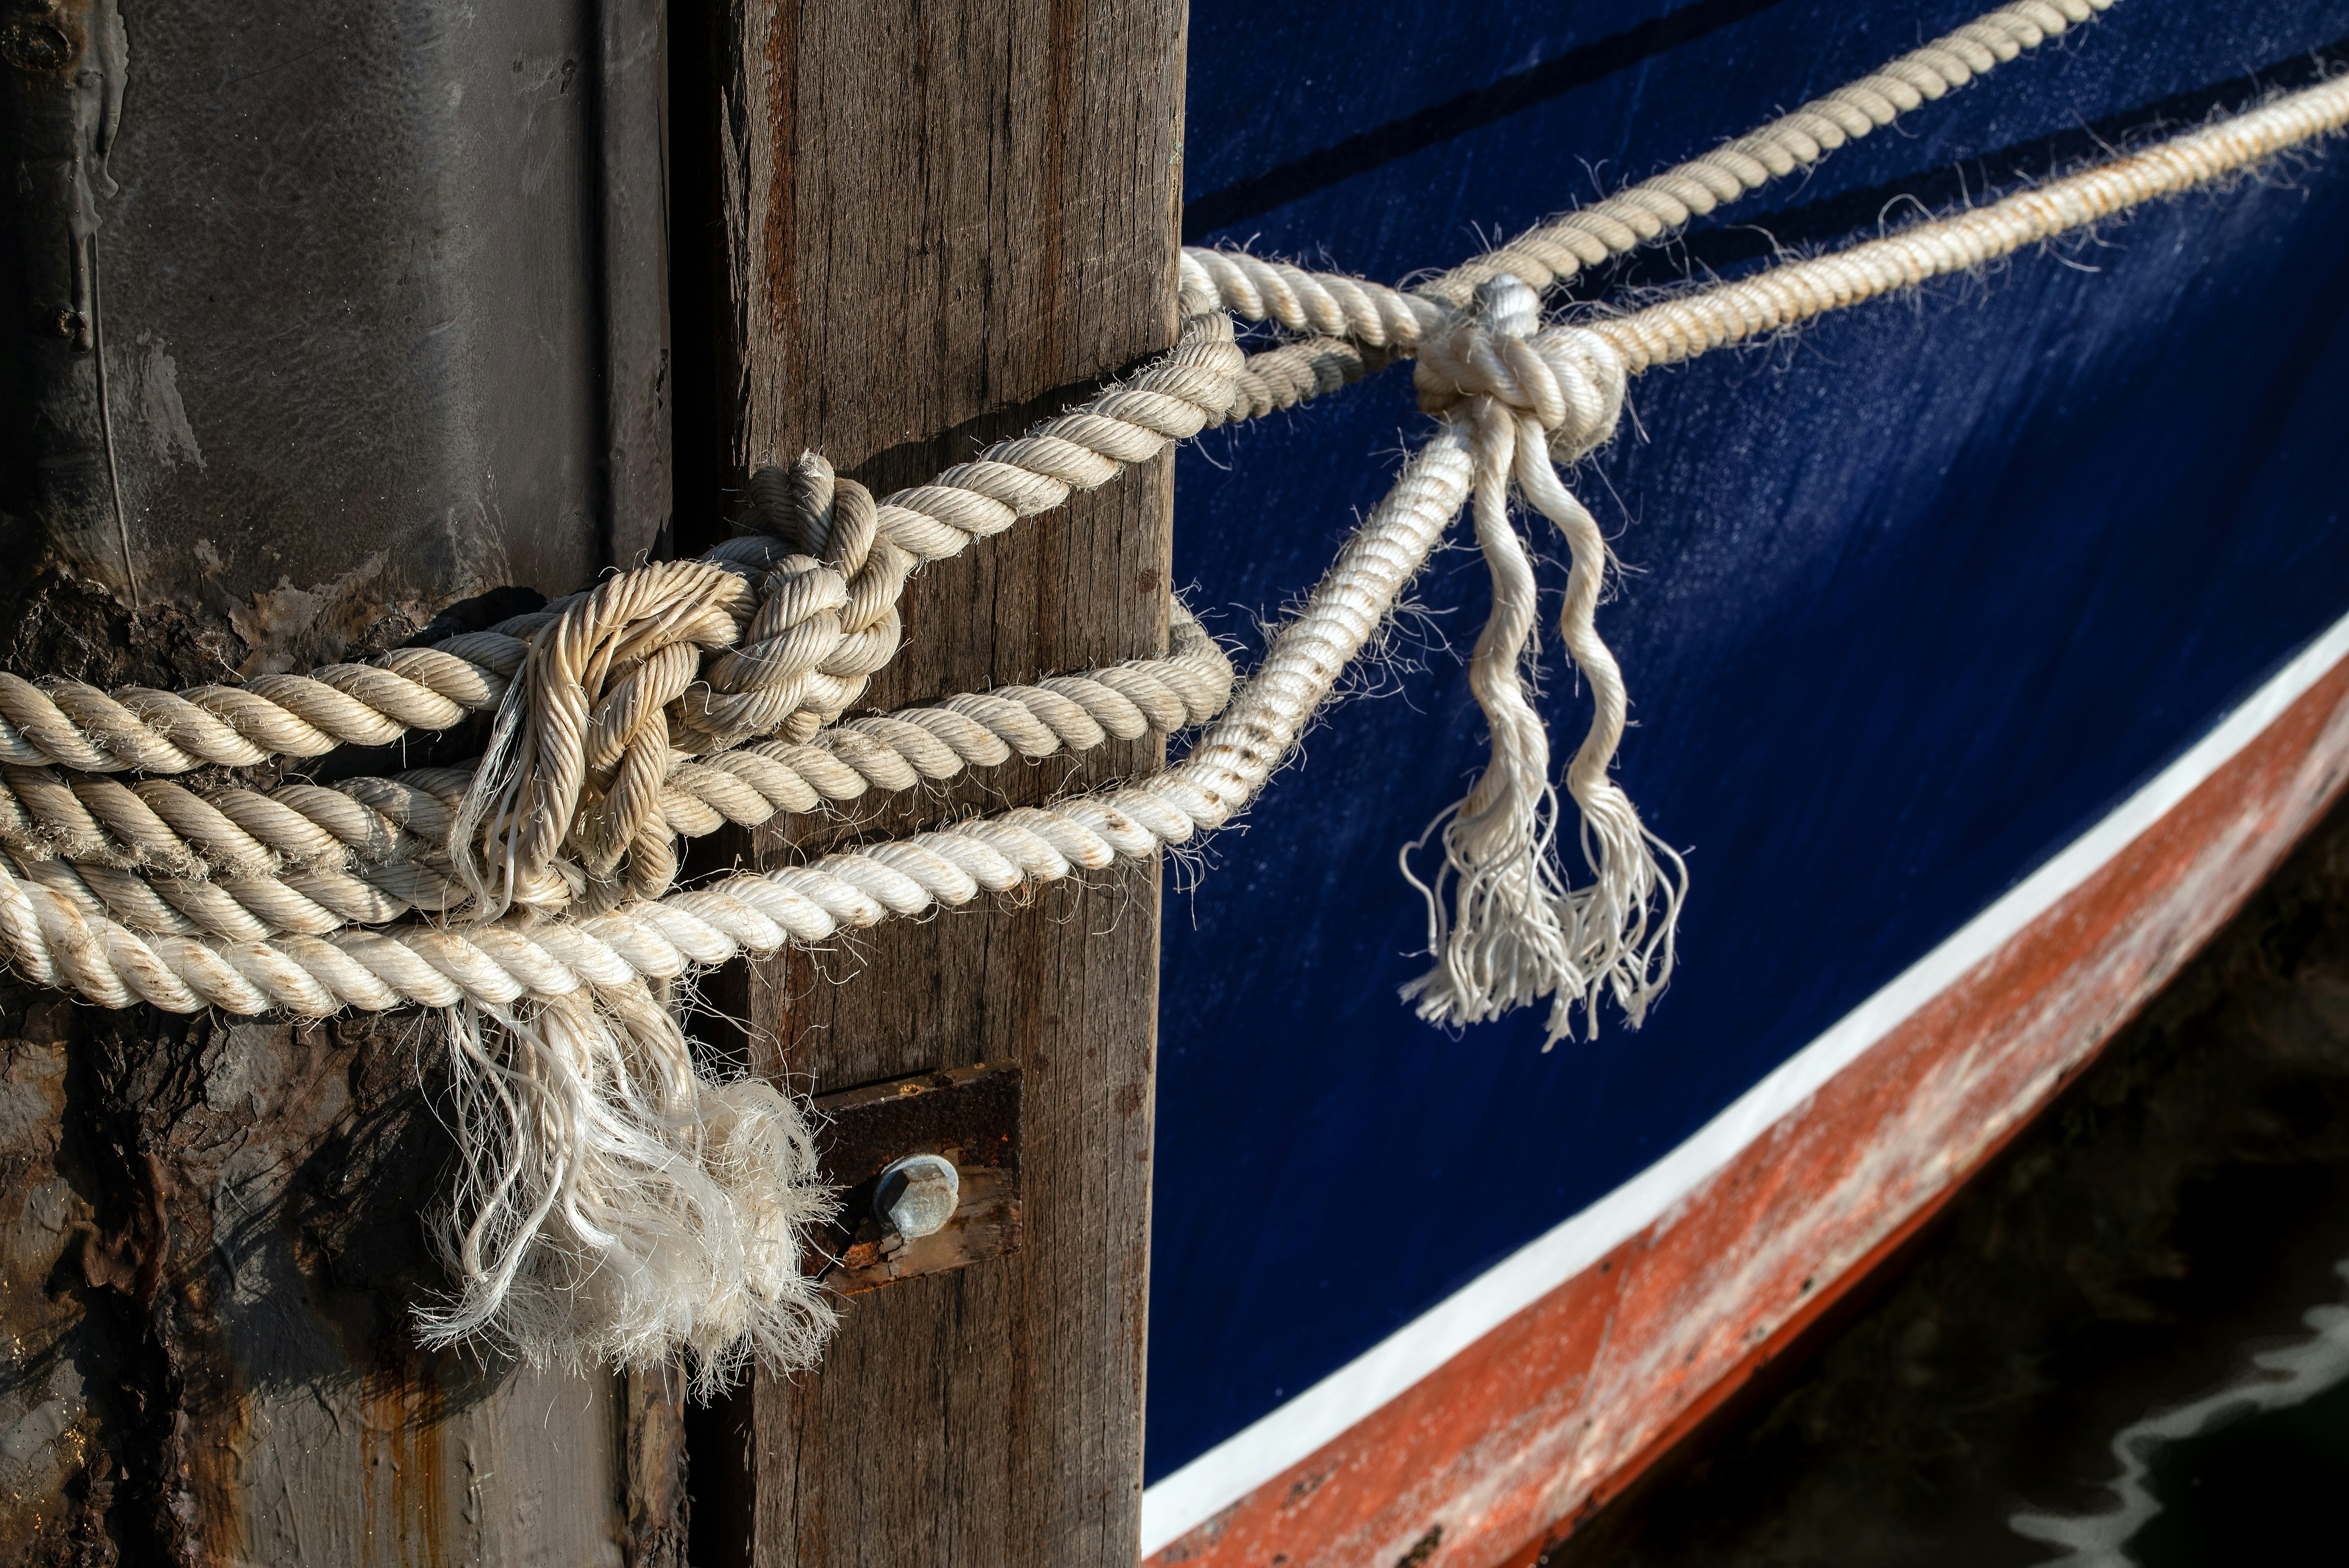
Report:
1412,274,1628,462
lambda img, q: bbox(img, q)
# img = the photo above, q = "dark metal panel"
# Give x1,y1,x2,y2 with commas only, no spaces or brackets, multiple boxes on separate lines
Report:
0,1,679,1560
0,0,644,675
599,0,674,568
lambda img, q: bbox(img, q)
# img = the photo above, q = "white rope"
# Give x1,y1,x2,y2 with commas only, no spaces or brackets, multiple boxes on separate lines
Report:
20,63,2344,1020
7,37,2339,1382
1586,73,2349,369
0,606,1233,939
0,315,1631,1041
1185,0,2119,414
0,0,2127,966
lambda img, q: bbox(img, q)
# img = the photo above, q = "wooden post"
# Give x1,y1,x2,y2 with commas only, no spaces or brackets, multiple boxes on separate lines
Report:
0,2,683,1559
683,2,1186,1562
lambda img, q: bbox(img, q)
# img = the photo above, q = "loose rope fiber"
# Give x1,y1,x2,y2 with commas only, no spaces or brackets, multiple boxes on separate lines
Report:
7,26,2340,1383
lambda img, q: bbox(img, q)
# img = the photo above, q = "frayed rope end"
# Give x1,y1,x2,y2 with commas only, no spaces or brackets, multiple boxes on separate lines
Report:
1400,782,1685,1049
1396,273,1683,1048
413,987,840,1401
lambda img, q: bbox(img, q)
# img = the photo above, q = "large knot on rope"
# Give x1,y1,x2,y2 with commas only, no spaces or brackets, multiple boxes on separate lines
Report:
461,453,920,921
1410,275,1626,462
1398,274,1680,1049
453,557,760,918
681,452,915,752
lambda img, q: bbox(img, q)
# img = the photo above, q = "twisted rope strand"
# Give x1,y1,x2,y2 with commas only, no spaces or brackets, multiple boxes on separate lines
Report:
0,607,1233,939
0,640,526,774
1427,0,2117,307
659,601,1234,841
1185,0,2117,421
1587,71,2349,371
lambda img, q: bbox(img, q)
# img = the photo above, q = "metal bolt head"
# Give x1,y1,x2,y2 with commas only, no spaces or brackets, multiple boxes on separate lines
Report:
875,1154,959,1240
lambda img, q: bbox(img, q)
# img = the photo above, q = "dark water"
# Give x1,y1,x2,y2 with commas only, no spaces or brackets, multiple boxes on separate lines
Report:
2009,1273,2349,1566
2126,1352,2349,1566
1542,800,2349,1568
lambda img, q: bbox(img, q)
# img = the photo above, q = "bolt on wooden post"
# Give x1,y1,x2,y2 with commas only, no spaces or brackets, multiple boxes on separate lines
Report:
677,1,1187,1563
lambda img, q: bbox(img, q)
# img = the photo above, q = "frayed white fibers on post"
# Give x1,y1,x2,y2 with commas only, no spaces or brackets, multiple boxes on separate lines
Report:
8,61,2347,1382
1400,276,1684,1046
419,983,838,1395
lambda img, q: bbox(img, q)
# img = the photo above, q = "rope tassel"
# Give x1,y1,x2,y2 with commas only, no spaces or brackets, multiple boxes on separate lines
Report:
420,984,838,1394
1399,276,1685,1046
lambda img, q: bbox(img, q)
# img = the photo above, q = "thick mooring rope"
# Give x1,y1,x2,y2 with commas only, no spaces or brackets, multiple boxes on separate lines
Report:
0,605,1233,937
1194,0,2118,421
13,73,2344,1017
7,8,2342,1383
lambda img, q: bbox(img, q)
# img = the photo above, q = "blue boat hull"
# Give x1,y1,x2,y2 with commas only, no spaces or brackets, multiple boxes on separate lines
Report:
1146,2,2349,1557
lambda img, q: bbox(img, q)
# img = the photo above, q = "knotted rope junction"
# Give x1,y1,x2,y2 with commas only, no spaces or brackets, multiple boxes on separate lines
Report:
5,0,2343,1381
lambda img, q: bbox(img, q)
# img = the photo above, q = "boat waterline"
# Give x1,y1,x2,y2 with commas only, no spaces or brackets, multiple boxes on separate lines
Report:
1142,603,2349,1559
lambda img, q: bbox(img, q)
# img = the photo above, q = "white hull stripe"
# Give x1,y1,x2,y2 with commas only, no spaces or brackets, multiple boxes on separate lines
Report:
1140,603,2349,1556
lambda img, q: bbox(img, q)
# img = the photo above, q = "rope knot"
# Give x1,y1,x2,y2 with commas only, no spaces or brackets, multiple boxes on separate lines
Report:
1412,274,1626,461
1399,274,1677,1048
682,452,915,752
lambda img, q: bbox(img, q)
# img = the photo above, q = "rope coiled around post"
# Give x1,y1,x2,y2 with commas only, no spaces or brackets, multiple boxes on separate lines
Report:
0,606,1233,940
21,64,2346,1026
6,24,2343,1388
0,271,1242,1384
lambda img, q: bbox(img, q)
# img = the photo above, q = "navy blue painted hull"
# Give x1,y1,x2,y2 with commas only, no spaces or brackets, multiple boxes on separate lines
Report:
1150,0,2349,1483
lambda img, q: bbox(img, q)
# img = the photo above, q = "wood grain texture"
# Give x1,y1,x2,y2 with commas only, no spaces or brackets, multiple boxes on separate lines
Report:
689,2,1185,1564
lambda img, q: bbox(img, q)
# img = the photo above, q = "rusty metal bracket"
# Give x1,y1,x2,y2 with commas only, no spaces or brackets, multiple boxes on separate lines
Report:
811,1061,1021,1294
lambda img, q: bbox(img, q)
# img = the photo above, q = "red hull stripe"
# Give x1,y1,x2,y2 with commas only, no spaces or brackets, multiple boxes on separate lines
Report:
1142,610,2349,1566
